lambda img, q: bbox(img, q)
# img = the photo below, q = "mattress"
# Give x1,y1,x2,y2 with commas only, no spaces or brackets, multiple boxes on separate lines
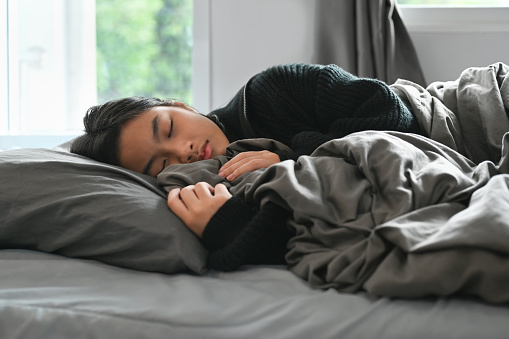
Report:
1,249,508,339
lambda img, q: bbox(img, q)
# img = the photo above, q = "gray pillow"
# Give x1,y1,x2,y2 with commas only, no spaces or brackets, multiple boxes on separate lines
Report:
0,147,207,274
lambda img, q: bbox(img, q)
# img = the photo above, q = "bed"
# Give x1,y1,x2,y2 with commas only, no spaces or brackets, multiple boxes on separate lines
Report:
1,63,509,338
1,250,509,338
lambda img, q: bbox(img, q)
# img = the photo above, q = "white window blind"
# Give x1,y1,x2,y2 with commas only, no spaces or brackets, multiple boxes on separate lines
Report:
1,0,96,149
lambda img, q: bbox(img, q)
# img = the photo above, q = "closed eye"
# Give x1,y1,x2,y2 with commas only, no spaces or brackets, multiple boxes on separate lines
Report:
168,119,173,138
159,120,173,174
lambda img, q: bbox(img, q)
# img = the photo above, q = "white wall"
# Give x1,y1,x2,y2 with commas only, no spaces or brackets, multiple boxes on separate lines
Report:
193,1,509,112
401,6,509,83
193,0,316,112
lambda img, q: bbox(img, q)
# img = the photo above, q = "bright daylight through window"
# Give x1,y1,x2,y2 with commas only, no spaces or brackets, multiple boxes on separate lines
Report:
1,0,192,150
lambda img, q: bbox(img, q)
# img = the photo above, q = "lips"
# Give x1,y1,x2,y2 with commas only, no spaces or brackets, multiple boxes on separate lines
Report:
199,141,212,161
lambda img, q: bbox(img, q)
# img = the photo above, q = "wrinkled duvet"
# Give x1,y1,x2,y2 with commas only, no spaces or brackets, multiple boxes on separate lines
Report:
158,63,509,303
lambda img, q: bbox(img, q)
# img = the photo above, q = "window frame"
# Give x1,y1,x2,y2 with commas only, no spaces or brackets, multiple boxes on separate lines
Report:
1,0,10,133
192,0,211,113
399,4,509,33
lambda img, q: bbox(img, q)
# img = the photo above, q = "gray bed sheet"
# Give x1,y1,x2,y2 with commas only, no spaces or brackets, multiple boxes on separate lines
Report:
1,249,508,339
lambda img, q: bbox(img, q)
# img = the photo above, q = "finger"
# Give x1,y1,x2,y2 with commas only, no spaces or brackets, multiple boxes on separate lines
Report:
222,152,258,167
219,159,244,178
225,160,260,181
219,160,249,178
219,152,259,177
168,187,181,199
228,157,279,180
220,156,264,178
219,151,282,180
194,182,214,197
167,188,181,206
214,183,232,199
167,188,190,216
179,185,199,204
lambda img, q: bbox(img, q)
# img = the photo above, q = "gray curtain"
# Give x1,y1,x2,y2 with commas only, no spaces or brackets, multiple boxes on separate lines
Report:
314,0,426,85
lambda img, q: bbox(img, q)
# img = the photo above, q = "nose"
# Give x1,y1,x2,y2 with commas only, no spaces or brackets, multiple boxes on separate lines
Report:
163,139,195,164
181,140,196,163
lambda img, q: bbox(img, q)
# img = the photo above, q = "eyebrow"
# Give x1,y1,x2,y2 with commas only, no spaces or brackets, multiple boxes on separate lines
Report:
151,115,161,142
142,116,161,175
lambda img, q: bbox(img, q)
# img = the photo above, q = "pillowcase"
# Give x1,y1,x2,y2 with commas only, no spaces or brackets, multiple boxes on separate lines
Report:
0,147,208,274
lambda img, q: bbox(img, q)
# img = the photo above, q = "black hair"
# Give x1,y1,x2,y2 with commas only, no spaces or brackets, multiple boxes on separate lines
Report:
70,96,181,166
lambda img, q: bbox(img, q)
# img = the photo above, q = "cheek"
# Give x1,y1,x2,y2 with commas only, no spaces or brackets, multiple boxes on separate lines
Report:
215,136,230,156
119,144,143,171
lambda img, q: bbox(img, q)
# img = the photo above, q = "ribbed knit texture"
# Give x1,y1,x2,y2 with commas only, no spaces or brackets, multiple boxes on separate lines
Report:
209,63,420,158
202,196,256,252
203,199,293,272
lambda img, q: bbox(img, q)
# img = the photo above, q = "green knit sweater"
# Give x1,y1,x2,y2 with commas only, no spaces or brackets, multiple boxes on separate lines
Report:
209,63,419,157
203,63,420,271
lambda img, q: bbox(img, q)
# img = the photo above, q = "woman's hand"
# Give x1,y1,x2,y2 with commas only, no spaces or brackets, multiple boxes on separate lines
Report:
218,151,280,181
167,182,232,238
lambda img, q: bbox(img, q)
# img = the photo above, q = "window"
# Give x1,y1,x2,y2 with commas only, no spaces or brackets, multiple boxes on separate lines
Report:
96,0,192,104
398,0,509,4
1,0,192,150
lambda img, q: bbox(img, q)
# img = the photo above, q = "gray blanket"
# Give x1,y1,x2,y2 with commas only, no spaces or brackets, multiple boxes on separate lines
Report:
391,62,509,164
158,63,509,303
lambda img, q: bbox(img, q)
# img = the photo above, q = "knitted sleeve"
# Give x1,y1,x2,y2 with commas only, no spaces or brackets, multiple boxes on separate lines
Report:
313,65,421,137
202,196,293,271
209,63,420,158
246,64,421,157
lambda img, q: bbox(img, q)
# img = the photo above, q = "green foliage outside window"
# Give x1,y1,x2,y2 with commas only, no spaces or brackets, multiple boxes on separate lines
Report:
96,0,193,105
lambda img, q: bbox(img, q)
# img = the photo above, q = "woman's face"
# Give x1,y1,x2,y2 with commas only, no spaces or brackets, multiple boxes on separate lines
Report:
118,105,230,177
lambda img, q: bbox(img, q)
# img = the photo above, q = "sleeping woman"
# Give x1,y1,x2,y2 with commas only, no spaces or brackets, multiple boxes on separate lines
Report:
72,62,509,303
70,63,421,271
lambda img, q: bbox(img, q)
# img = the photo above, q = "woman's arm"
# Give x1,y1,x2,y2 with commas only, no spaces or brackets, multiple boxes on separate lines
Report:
167,182,293,271
210,63,420,159
247,64,420,156
204,200,292,271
